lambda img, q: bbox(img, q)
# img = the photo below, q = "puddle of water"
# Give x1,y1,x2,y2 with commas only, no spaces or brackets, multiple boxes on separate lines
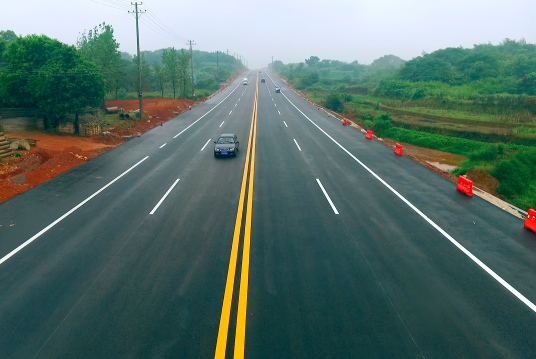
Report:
426,161,458,172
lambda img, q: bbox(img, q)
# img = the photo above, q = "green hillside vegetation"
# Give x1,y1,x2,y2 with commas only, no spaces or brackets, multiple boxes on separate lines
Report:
274,54,405,92
274,39,536,210
0,24,244,119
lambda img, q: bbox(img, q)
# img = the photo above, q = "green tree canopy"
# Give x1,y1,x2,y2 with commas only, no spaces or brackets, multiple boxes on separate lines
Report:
77,23,121,100
305,56,320,67
162,47,180,98
0,34,103,129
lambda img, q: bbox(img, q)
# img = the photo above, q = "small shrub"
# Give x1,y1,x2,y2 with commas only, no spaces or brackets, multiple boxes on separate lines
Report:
371,113,393,136
342,93,353,102
469,144,501,162
361,113,374,122
325,94,344,112
493,158,532,197
452,160,474,176
13,152,21,158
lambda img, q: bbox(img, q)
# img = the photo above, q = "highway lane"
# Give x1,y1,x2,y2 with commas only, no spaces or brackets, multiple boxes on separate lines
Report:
267,72,536,302
1,68,536,358
0,75,257,358
240,73,536,358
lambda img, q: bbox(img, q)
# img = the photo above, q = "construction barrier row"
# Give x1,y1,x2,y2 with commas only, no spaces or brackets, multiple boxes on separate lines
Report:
282,73,535,235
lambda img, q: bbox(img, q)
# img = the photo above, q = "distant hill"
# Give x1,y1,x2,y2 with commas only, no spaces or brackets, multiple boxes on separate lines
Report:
397,39,536,87
371,55,405,69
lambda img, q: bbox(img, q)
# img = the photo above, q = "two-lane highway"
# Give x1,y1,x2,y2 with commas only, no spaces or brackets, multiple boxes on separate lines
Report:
1,70,536,358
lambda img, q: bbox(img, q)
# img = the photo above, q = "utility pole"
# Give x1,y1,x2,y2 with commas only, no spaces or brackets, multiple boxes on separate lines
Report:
129,2,146,119
188,40,196,98
216,50,218,80
272,56,274,71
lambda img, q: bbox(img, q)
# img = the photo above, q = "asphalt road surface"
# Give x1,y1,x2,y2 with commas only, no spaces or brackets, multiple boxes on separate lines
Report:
1,72,536,358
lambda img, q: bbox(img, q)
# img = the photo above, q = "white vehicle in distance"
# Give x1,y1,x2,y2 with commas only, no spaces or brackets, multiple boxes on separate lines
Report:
243,77,248,85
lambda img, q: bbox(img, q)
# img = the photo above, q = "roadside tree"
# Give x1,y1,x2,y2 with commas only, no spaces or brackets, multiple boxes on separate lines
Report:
162,47,179,98
77,23,122,104
153,62,166,98
178,49,192,98
32,56,103,133
0,35,103,130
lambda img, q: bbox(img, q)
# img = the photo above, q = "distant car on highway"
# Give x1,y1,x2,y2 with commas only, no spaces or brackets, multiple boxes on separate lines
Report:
275,86,281,93
243,80,248,85
261,78,266,83
214,134,239,157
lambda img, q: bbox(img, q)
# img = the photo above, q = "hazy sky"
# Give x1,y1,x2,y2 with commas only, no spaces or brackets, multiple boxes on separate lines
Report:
2,0,535,69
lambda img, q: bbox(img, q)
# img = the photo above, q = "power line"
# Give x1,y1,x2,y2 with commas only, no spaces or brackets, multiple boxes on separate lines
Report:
139,18,184,46
142,15,185,43
144,5,189,42
88,0,130,11
100,0,131,9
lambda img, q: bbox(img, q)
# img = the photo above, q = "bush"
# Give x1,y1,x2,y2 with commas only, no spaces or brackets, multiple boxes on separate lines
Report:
324,94,344,112
469,143,503,162
195,89,212,98
196,78,219,91
493,158,531,197
371,113,392,136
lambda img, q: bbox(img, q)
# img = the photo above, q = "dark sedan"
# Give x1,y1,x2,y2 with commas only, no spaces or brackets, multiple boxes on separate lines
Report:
214,134,239,157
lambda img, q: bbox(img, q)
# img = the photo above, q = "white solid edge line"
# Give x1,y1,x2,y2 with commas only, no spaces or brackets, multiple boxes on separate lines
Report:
150,179,180,215
0,156,150,267
173,83,241,139
201,139,211,151
316,179,339,215
283,121,288,128
281,90,536,314
219,121,225,128
293,139,302,151
159,143,167,149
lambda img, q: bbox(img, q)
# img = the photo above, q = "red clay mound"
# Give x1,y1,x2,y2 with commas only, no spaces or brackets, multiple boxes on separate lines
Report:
106,98,197,122
0,98,203,203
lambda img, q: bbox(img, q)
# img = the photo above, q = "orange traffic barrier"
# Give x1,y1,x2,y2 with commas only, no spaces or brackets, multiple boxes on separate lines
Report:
343,118,348,126
394,143,403,156
525,209,536,233
317,107,321,110
366,130,373,140
456,176,473,197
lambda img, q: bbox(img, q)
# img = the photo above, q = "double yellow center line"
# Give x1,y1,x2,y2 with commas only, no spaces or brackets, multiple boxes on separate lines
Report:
215,75,258,359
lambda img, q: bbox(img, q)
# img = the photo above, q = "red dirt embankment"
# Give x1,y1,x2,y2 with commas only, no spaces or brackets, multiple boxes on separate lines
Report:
0,98,196,203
